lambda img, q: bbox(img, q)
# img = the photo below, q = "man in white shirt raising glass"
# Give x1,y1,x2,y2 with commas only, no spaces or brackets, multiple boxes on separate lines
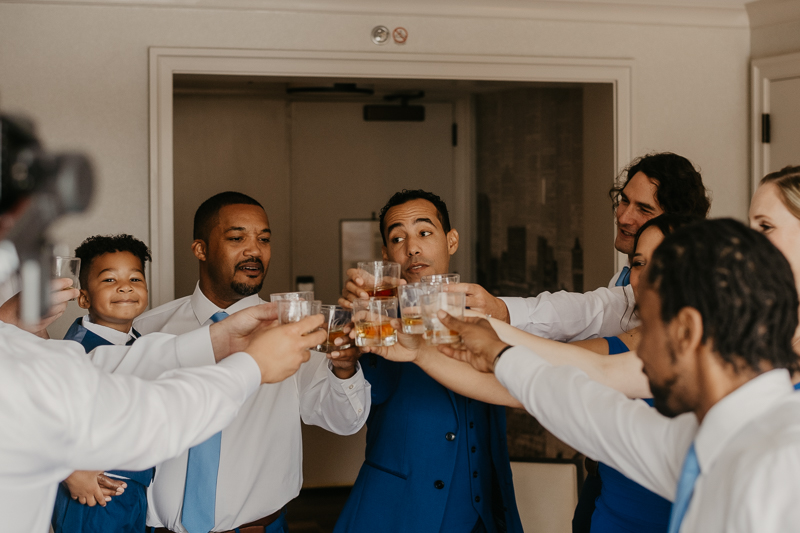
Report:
135,191,370,533
437,218,800,532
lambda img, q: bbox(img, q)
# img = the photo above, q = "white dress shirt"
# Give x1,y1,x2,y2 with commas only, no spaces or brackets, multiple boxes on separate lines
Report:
495,346,800,532
134,284,370,531
0,321,261,533
499,283,637,342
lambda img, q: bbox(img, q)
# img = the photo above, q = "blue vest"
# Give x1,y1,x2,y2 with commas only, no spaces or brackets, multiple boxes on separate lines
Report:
334,355,523,533
63,317,154,488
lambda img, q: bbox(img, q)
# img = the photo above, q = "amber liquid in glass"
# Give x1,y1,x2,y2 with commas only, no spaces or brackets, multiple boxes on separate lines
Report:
355,321,397,346
401,315,425,334
318,328,351,353
366,286,398,298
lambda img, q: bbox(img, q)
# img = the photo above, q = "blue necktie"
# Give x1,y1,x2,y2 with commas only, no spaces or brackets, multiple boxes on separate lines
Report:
181,310,228,533
667,443,701,533
615,266,631,287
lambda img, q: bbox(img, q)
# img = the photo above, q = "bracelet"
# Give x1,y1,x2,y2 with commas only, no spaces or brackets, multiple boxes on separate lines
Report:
492,345,513,372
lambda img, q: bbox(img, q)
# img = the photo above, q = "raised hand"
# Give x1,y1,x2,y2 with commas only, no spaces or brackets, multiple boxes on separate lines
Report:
337,267,407,309
357,318,424,363
208,302,278,362
0,277,79,338
440,283,510,323
435,312,510,373
244,314,327,383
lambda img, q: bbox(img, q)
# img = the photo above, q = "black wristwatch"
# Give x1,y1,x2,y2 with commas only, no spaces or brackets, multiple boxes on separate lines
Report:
492,345,513,372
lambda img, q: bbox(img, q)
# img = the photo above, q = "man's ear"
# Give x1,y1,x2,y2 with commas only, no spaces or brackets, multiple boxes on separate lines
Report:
77,290,91,310
381,246,389,261
447,229,460,256
192,240,207,262
668,306,704,361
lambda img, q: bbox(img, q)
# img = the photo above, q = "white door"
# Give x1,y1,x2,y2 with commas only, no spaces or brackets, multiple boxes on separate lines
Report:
769,76,800,172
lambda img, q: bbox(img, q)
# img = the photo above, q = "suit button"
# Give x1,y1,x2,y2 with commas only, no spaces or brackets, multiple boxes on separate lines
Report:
471,446,476,453
469,422,474,429
473,471,478,478
475,496,481,502
434,480,445,489
445,432,455,441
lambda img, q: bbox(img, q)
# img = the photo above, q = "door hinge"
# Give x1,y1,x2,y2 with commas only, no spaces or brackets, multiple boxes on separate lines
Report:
452,123,458,147
762,113,771,144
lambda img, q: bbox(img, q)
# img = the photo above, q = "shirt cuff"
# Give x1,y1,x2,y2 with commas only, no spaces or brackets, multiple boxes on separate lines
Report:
216,352,262,400
327,360,367,417
174,326,216,368
499,297,529,329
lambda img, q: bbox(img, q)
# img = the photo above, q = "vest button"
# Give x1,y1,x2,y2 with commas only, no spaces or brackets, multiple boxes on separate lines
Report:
471,446,477,453
469,422,474,429
434,480,445,489
473,471,478,478
475,495,481,502
445,432,456,441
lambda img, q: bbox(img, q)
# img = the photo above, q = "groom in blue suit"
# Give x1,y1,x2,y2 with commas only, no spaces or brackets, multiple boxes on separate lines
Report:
336,190,523,533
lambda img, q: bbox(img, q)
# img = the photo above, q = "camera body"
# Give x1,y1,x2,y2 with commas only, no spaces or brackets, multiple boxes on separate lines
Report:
0,114,94,323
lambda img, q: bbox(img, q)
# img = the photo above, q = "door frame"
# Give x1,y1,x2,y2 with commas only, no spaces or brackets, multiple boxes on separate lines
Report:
149,47,632,306
751,50,800,194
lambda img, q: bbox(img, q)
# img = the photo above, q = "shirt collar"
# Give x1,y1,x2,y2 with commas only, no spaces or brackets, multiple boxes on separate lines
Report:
190,282,264,326
81,315,136,345
694,368,793,473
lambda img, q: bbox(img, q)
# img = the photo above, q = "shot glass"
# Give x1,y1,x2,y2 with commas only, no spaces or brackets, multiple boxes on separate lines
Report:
317,305,353,353
53,256,81,290
421,290,466,345
352,297,398,347
270,291,315,303
397,283,426,334
357,261,401,298
420,273,460,286
277,299,322,325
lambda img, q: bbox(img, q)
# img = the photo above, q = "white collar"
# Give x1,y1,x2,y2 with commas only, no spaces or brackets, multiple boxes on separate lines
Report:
189,282,264,326
82,315,136,346
694,368,794,473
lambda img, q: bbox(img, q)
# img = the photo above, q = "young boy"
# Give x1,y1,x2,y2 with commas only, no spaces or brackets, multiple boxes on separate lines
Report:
52,234,153,533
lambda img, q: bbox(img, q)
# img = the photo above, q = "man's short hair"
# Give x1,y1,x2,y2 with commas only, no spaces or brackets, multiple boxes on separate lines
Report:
74,234,151,288
646,218,799,374
193,192,264,242
610,153,711,218
378,190,451,246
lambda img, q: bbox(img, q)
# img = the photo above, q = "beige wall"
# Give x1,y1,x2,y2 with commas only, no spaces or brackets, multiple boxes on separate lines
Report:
0,2,751,332
748,0,800,58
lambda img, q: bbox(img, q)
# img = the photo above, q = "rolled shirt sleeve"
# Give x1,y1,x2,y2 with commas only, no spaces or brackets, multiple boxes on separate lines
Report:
297,351,370,435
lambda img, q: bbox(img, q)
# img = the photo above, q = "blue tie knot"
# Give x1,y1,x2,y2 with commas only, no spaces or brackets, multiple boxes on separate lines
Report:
210,311,229,323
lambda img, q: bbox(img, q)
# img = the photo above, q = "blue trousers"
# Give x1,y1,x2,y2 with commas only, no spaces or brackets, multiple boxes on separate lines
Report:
52,478,147,533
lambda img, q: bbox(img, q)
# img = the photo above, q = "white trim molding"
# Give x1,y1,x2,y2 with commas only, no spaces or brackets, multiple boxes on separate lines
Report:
750,50,800,193
149,47,633,306
5,0,749,29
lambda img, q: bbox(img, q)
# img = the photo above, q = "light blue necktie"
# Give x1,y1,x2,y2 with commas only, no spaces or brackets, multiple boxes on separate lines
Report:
615,266,631,287
181,310,228,533
667,443,701,533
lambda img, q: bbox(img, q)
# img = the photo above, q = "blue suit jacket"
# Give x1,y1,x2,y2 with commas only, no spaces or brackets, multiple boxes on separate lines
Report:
334,355,523,533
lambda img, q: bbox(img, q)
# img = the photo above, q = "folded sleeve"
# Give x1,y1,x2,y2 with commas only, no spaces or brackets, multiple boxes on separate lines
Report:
296,351,371,435
500,285,638,342
495,345,695,500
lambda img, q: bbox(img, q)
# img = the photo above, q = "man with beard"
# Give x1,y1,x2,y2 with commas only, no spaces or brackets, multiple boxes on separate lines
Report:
434,218,800,532
135,192,370,533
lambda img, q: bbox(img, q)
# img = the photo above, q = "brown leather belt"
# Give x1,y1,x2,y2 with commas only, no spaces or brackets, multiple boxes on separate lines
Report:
151,508,283,533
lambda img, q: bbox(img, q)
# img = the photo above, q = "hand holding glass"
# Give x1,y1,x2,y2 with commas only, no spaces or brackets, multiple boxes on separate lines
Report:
53,256,81,290
317,305,353,353
421,290,466,345
357,261,401,298
353,297,398,347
